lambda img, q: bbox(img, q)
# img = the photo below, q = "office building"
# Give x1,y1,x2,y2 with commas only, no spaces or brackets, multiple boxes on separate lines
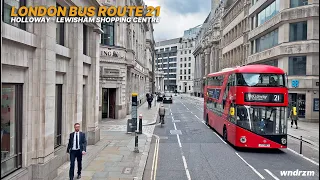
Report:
177,26,200,93
193,0,224,97
248,0,319,121
155,38,180,92
1,0,102,179
99,0,156,119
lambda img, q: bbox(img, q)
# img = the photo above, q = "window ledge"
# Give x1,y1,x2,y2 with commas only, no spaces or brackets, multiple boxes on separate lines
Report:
248,40,319,64
2,23,36,47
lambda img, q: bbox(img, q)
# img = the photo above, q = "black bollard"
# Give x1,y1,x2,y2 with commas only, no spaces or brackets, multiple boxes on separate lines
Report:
138,117,142,134
134,130,139,153
300,136,303,154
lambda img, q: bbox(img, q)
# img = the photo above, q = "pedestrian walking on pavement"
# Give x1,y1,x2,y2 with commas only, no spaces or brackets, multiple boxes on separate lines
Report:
159,104,165,124
67,123,87,180
290,107,298,129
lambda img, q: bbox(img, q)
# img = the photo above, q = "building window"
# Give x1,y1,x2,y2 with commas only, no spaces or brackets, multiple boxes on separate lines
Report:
180,70,182,74
189,57,191,61
189,50,191,53
56,4,65,46
184,76,186,80
179,86,181,90
180,64,182,68
1,84,23,178
189,86,191,90
184,58,186,61
257,0,280,27
55,85,63,148
185,51,187,54
289,56,306,75
189,76,191,80
184,64,187,67
3,0,26,30
83,25,88,55
289,21,307,42
180,76,182,80
181,51,183,54
188,69,191,74
290,0,308,8
101,22,115,46
256,29,278,52
188,63,191,67
184,69,187,74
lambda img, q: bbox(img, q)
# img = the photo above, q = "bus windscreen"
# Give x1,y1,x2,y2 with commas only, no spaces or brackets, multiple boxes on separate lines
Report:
236,73,285,87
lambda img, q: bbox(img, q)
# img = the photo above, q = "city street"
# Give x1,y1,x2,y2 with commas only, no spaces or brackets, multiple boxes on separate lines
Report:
143,95,319,180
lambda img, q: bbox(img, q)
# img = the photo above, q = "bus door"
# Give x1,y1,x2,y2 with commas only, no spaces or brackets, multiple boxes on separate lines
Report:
225,74,237,143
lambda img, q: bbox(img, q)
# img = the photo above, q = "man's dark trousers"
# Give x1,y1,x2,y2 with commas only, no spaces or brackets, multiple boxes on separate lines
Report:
69,149,82,179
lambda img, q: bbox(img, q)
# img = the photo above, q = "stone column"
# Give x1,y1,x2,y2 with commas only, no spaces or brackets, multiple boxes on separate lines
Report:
86,26,101,145
204,48,211,75
32,0,56,165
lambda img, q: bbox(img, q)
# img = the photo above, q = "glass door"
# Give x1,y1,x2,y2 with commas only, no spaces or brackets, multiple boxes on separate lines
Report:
102,89,109,118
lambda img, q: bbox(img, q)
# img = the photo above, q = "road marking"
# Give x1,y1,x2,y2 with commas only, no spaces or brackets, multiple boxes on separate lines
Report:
264,169,280,180
177,134,182,148
213,131,227,144
235,152,265,179
150,135,160,180
194,115,200,120
287,148,319,166
172,114,191,180
182,155,192,180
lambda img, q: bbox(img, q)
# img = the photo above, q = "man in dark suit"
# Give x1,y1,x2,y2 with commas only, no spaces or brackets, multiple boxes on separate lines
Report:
67,123,87,180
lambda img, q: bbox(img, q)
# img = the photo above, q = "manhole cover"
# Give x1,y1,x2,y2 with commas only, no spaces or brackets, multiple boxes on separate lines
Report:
122,167,133,174
170,130,182,135
172,120,181,123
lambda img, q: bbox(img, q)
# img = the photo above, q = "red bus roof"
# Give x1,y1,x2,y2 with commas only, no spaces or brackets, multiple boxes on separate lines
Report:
207,65,285,77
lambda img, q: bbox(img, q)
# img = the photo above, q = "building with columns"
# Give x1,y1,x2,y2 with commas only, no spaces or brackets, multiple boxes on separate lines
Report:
177,26,200,93
1,0,102,179
99,0,156,120
155,38,180,92
220,0,251,70
193,0,224,97
247,0,319,121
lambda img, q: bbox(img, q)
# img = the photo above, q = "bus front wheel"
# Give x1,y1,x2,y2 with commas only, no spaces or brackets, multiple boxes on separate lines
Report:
223,127,228,142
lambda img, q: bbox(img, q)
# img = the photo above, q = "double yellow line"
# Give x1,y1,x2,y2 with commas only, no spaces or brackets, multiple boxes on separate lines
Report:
150,135,160,180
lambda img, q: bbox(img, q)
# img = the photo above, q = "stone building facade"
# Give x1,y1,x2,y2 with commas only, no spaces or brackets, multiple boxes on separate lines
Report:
1,0,102,179
99,0,155,120
248,0,319,121
177,26,200,93
193,0,224,97
221,0,251,69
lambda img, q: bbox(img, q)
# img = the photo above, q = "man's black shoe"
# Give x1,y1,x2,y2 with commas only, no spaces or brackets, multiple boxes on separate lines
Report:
77,175,81,179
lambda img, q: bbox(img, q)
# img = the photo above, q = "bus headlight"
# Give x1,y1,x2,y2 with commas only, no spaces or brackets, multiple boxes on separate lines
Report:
281,138,287,144
240,136,247,143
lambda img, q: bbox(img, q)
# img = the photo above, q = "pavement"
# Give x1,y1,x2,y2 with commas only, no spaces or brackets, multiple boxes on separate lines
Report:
143,94,319,180
54,100,160,180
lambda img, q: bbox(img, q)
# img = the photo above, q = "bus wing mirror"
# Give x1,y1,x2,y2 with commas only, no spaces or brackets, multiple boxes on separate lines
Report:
230,107,235,116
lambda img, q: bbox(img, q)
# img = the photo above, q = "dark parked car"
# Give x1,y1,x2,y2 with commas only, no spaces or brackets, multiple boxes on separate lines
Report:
157,93,164,101
163,93,173,103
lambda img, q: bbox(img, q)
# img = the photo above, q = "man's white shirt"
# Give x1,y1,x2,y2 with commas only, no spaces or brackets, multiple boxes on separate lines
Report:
72,132,80,150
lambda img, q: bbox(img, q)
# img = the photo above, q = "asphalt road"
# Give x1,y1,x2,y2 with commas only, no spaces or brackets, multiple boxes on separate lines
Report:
143,95,319,180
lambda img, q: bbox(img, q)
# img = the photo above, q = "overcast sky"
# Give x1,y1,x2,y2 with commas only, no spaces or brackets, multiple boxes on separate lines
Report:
144,0,211,42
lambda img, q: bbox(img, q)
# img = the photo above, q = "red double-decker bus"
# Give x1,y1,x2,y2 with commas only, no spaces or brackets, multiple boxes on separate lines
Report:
204,65,288,148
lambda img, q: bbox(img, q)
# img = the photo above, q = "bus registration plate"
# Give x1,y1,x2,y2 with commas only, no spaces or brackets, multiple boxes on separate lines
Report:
258,144,270,147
